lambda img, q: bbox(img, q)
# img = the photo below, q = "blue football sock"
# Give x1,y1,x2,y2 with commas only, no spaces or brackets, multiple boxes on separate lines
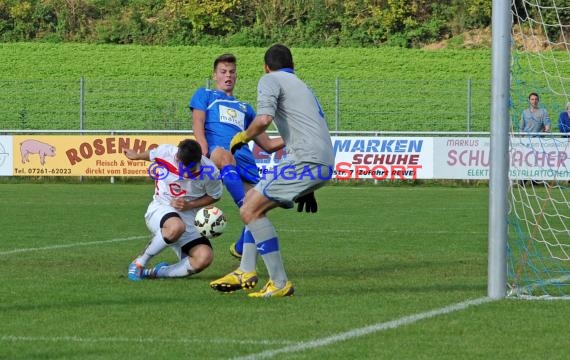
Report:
235,227,246,254
221,165,245,207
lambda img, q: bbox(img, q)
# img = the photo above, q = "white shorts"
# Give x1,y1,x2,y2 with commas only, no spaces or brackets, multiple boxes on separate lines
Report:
255,160,333,208
144,201,202,260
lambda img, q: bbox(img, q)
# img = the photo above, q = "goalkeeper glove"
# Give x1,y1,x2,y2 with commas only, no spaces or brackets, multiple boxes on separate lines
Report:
230,131,250,154
295,192,318,213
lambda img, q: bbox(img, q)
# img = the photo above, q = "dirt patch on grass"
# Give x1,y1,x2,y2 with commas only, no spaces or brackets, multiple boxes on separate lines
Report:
423,27,549,52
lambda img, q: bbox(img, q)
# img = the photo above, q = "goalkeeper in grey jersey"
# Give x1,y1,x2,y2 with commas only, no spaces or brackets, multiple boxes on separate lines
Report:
210,44,335,297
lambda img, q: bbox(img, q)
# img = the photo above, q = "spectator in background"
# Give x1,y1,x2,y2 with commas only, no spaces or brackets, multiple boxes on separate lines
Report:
558,102,570,137
520,92,551,134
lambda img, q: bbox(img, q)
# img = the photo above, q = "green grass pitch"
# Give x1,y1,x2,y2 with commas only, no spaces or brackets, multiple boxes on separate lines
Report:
1,182,569,359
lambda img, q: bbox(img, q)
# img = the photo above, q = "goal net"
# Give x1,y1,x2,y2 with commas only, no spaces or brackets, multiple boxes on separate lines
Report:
508,0,570,298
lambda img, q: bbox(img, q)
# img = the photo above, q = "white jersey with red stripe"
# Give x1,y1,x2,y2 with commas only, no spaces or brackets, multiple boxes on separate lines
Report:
148,144,222,207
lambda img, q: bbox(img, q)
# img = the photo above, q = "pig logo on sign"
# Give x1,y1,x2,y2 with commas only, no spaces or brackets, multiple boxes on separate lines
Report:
20,139,56,166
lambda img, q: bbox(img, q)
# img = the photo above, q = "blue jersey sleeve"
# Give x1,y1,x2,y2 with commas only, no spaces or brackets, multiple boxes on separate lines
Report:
245,103,256,128
189,87,209,111
189,88,257,152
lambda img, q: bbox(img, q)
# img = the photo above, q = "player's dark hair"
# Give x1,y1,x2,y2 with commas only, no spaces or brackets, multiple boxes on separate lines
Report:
529,92,539,100
264,44,294,71
214,53,236,70
177,139,202,166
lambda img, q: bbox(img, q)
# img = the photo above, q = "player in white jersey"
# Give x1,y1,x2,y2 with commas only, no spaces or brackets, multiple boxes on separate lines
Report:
210,44,335,297
125,139,223,281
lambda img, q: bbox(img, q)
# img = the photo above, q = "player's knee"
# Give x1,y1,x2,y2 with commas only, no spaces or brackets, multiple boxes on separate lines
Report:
161,221,186,242
239,206,259,224
190,247,213,272
219,150,236,165
211,149,236,168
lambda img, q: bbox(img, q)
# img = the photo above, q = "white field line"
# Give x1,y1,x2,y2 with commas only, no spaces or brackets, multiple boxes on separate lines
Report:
0,236,147,256
0,228,483,256
1,298,493,352
1,236,492,355
0,335,293,346
280,228,485,235
231,297,494,360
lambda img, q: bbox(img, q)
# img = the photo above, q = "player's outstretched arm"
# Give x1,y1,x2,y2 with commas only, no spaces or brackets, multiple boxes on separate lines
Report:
123,149,150,161
192,109,209,156
230,114,274,153
254,132,285,154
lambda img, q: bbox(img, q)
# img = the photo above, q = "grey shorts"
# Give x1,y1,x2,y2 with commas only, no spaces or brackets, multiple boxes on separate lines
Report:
254,159,333,208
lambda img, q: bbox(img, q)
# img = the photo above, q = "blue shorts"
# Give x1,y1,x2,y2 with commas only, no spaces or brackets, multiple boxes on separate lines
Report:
208,145,260,185
234,146,260,184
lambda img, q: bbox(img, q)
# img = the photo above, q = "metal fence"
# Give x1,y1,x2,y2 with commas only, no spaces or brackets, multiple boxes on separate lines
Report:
0,78,491,132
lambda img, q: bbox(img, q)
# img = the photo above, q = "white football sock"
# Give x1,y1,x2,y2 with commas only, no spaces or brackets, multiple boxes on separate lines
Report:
248,217,287,288
240,243,258,273
156,259,195,278
239,227,258,273
136,232,168,267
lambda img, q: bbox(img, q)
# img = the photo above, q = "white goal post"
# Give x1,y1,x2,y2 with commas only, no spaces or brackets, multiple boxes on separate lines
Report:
493,0,570,299
489,0,511,299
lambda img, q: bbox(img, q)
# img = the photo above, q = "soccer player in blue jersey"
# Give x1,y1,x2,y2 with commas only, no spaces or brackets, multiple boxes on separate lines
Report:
210,45,334,297
190,53,284,258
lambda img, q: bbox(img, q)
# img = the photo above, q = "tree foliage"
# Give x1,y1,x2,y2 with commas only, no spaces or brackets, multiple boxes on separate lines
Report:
0,0,494,47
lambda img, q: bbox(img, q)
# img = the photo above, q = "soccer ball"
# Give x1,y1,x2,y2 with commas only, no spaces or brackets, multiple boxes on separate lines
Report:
194,206,227,238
